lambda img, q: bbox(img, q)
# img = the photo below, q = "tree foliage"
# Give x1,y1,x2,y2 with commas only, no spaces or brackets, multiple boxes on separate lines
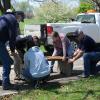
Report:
15,1,33,12
78,2,94,13
35,1,78,23
0,0,13,14
80,0,100,12
15,1,34,18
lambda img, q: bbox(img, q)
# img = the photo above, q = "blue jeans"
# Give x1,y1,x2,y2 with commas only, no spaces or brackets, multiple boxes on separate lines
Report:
0,42,13,85
83,52,100,76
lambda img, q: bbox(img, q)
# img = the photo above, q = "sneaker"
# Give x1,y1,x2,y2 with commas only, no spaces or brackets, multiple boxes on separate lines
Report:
0,80,2,85
78,74,89,78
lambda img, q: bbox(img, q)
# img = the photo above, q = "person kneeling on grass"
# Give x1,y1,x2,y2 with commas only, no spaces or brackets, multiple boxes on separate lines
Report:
22,37,51,85
68,29,100,78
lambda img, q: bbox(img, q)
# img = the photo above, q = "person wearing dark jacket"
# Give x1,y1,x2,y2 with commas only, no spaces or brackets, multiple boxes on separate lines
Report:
68,29,100,78
0,12,18,90
13,35,40,80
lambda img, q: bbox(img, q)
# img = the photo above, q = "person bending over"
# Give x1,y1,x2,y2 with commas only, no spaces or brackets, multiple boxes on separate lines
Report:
50,31,74,72
68,29,100,78
22,37,50,84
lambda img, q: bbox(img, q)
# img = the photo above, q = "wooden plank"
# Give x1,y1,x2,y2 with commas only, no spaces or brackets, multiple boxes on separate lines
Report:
46,56,73,76
46,56,68,61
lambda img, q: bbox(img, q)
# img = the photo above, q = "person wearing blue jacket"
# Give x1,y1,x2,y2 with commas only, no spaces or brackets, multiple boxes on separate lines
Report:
22,37,50,84
0,12,19,90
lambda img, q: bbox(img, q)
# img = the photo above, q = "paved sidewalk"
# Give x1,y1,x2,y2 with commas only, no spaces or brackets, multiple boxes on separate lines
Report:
0,58,83,97
0,65,18,96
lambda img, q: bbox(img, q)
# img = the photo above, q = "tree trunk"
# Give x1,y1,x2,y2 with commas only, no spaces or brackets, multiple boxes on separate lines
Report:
92,0,100,12
0,0,11,14
3,0,11,11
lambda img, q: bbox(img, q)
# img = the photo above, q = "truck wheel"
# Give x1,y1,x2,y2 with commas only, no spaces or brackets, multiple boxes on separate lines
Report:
70,40,78,51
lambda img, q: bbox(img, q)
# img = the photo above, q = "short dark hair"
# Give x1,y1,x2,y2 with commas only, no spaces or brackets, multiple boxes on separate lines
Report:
33,36,40,46
26,39,35,50
52,31,59,38
14,11,25,22
74,29,83,36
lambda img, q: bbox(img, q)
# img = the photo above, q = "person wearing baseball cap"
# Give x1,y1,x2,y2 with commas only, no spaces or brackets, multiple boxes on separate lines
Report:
0,8,20,90
68,29,100,78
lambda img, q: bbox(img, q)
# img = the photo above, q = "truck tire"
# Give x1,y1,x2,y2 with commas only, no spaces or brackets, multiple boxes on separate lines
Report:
70,40,78,51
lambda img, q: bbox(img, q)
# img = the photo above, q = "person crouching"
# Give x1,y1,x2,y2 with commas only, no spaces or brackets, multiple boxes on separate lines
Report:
22,37,50,86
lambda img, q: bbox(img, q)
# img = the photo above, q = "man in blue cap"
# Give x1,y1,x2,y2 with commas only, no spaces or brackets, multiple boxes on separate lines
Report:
0,11,20,90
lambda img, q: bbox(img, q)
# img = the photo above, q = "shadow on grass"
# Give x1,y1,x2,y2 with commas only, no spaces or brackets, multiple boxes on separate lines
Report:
40,84,100,98
14,70,82,91
48,69,83,80
15,71,99,92
15,81,61,92
49,73,67,80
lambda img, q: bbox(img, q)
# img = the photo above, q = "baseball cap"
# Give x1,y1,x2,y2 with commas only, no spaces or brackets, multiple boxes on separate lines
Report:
5,9,15,15
6,9,13,12
74,29,83,36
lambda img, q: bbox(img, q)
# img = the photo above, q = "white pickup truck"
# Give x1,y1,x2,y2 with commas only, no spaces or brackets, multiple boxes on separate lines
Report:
47,12,100,46
24,12,100,55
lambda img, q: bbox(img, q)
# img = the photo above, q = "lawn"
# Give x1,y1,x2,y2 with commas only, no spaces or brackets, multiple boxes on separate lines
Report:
12,75,100,100
6,17,100,100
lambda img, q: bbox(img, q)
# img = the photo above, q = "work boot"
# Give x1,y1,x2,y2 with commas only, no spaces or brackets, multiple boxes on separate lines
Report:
0,80,2,85
2,83,19,90
78,73,89,78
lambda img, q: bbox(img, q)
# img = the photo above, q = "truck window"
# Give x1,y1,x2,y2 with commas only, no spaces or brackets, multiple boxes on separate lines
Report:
75,14,96,23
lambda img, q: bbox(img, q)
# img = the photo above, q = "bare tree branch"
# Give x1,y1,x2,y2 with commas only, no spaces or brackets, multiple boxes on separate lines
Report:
92,0,100,6
81,0,94,5
3,0,11,11
30,0,44,2
29,0,58,4
0,1,4,13
92,0,100,11
51,0,58,4
13,0,17,4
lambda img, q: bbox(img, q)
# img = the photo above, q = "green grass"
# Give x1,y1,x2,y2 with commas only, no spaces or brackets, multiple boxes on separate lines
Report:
12,76,100,100
12,17,100,100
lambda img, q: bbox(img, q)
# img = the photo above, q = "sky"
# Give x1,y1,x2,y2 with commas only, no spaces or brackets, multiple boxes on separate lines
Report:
66,0,79,8
11,0,79,8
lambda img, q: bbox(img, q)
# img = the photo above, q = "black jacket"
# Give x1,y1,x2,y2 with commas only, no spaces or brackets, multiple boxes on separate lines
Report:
0,13,18,52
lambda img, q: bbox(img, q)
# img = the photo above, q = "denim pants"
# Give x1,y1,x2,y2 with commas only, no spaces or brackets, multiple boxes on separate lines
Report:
0,42,13,85
83,52,100,76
